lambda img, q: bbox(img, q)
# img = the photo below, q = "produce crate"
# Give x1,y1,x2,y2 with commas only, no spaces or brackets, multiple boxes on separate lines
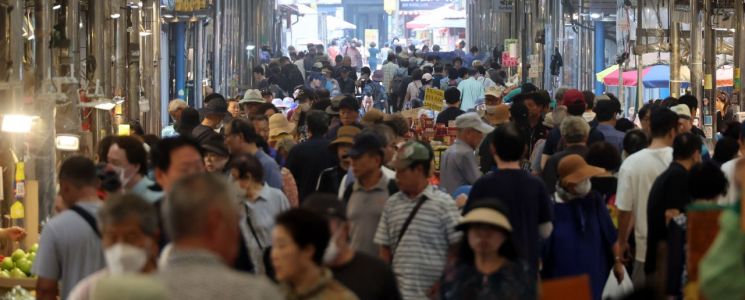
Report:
0,278,35,293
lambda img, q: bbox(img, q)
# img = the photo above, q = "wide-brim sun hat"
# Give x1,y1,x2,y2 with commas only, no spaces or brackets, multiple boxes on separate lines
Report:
456,207,513,232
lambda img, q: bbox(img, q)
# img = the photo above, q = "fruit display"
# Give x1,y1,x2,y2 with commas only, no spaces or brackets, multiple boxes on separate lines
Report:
0,244,38,278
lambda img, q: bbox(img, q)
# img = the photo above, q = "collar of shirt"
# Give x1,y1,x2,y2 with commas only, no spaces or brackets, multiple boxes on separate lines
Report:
166,248,227,269
401,184,438,202
353,172,389,193
453,138,474,152
281,268,334,299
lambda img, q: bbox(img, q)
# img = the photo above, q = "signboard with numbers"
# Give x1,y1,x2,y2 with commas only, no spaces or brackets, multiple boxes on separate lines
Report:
423,88,445,112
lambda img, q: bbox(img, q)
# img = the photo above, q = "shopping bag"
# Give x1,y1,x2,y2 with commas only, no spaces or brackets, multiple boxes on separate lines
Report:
601,268,633,299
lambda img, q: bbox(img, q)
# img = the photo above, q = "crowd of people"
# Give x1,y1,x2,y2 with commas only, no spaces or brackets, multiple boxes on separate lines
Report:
29,40,745,300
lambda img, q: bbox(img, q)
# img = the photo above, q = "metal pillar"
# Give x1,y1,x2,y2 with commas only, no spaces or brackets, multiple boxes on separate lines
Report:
690,0,703,107
114,1,128,98
141,0,162,134
703,0,716,140
670,22,681,97
194,20,204,107
174,22,186,100
594,21,606,95
127,8,140,121
734,0,745,109
635,0,643,111
34,0,56,223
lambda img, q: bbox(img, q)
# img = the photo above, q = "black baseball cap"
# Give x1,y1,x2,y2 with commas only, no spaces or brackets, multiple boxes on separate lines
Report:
593,96,622,115
202,97,228,115
201,137,229,157
303,193,347,220
347,133,384,159
338,95,360,111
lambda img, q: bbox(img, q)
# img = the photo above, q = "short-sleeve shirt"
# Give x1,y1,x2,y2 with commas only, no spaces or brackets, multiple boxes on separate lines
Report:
374,185,462,300
439,139,481,194
240,184,291,274
457,78,485,111
465,169,553,275
615,147,673,262
435,107,465,125
645,162,690,274
32,201,105,300
596,124,625,152
347,174,395,257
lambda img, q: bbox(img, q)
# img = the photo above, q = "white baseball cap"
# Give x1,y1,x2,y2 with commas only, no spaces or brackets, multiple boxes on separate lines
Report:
455,112,494,134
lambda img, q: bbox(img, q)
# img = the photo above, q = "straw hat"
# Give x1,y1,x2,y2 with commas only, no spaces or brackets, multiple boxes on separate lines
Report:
456,207,512,232
268,113,296,138
240,89,264,104
361,109,385,126
329,126,362,147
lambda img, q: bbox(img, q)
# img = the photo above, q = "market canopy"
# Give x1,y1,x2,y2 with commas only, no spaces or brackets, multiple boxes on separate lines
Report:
599,64,734,88
326,15,356,31
405,5,465,29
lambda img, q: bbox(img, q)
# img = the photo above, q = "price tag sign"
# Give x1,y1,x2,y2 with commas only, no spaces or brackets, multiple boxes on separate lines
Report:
423,88,444,112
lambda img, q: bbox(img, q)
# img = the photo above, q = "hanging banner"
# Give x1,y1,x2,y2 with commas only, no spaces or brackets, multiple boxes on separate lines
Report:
399,0,455,11
423,88,445,112
497,0,513,12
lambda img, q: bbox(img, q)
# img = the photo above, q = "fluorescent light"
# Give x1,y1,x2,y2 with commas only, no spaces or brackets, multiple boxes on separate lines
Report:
113,96,125,104
2,114,34,133
590,13,601,19
111,13,121,19
94,102,117,110
52,4,61,10
246,45,256,51
140,30,152,36
163,14,174,18
55,134,80,151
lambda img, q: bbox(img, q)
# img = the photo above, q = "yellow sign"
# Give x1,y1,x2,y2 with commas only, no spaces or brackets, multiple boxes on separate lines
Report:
14,162,24,181
364,29,379,49
704,74,713,89
118,124,131,136
423,88,445,112
384,0,396,14
10,200,24,219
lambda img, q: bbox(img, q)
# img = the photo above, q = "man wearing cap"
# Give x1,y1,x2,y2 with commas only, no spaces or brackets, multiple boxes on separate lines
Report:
543,154,617,300
342,133,399,257
286,110,336,201
594,95,625,152
316,126,361,194
613,108,679,286
364,70,388,111
338,66,356,95
374,141,462,300
541,116,591,194
252,66,269,90
303,194,402,300
192,94,228,144
671,104,711,160
440,113,494,195
241,89,266,119
436,88,465,125
325,95,362,140
457,69,485,111
644,133,702,280
162,99,188,138
541,89,605,168
466,123,554,277
225,118,284,190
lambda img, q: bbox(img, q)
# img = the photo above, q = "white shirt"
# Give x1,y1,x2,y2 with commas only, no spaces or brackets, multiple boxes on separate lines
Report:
615,147,673,262
719,157,740,205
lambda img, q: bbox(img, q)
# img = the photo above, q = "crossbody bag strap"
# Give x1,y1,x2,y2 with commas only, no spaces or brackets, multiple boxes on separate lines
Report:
395,196,427,249
243,204,264,250
70,205,100,238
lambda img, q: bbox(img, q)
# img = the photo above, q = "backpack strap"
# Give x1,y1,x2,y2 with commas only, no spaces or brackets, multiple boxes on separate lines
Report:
69,205,100,238
342,181,355,205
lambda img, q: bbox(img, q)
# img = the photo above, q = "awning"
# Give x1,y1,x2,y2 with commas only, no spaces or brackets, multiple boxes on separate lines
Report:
405,5,466,29
326,15,356,31
425,18,466,29
600,64,733,88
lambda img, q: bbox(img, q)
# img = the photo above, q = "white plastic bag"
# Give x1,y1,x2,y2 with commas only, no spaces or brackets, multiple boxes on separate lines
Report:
601,268,634,299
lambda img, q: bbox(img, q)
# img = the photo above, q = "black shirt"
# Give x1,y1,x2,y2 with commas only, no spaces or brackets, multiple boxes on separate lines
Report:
331,252,402,300
316,165,347,195
191,125,220,144
645,162,690,275
590,176,618,204
286,135,337,202
543,125,605,156
466,169,554,275
436,107,465,125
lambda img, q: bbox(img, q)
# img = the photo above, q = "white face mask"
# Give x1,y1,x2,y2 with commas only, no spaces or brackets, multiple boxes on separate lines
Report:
322,231,341,264
105,243,148,275
574,179,592,197
111,166,135,188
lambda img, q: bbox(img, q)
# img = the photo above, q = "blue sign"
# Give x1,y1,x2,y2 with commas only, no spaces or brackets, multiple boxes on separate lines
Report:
399,0,455,11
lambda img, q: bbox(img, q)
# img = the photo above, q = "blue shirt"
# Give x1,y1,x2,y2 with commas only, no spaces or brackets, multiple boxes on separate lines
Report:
457,78,484,111
256,149,283,190
595,123,625,152
240,184,291,274
129,176,164,204
161,124,178,138
440,139,481,194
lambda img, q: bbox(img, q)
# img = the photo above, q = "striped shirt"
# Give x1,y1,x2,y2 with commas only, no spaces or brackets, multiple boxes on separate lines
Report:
374,185,462,300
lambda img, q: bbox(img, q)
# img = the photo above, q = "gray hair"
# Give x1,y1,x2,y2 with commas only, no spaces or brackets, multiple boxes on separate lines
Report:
165,174,238,241
98,193,159,236
560,116,590,144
